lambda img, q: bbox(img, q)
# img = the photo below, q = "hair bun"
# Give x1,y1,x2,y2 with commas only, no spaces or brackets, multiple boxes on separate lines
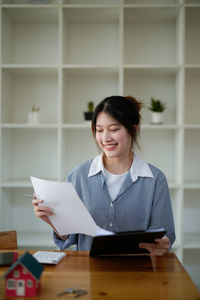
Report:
125,95,142,113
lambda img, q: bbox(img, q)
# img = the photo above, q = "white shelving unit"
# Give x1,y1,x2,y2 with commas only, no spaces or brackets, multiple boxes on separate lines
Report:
0,0,199,289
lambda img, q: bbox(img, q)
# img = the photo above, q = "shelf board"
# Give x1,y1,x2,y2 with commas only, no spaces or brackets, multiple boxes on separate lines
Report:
185,64,200,69
184,124,200,129
62,123,91,129
184,182,200,189
1,180,32,188
1,123,58,129
141,124,180,130
0,178,57,188
1,4,59,8
62,65,119,75
124,4,181,8
63,64,118,68
124,65,180,75
185,4,200,7
2,65,58,74
183,233,200,249
62,4,120,8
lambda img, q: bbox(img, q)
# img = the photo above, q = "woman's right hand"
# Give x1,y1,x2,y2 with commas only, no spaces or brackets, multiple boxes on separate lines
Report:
32,194,69,241
32,195,54,226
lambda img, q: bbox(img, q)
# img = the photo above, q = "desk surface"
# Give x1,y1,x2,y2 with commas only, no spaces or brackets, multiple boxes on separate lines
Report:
0,251,199,300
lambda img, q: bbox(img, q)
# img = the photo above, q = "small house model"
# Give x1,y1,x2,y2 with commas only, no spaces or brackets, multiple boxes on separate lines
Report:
3,251,44,297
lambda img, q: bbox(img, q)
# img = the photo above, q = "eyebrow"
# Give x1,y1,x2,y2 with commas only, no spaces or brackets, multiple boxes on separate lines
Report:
96,123,120,127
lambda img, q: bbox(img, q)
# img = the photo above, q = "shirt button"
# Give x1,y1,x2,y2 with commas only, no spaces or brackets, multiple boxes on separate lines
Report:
110,223,112,227
110,203,113,207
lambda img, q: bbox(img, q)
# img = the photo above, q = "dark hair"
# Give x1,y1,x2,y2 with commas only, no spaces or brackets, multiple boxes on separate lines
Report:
91,95,142,149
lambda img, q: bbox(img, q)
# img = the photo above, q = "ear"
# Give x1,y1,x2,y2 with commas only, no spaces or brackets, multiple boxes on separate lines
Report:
134,125,139,132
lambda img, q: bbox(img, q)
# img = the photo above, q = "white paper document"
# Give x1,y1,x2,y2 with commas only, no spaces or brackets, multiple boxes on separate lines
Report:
31,177,114,237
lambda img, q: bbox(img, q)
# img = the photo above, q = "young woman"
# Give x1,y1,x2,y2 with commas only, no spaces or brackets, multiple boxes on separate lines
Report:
33,95,175,256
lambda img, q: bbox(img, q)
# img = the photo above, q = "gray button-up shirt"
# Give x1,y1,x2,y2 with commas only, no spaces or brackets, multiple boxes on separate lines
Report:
53,155,175,251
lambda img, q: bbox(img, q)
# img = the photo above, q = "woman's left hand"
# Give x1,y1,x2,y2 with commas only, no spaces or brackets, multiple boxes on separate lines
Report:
139,236,170,256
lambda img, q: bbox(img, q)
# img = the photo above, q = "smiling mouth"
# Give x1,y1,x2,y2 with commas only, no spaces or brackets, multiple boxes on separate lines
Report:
104,144,117,149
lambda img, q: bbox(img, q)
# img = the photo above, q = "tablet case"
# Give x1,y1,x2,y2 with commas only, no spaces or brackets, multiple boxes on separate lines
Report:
89,229,167,257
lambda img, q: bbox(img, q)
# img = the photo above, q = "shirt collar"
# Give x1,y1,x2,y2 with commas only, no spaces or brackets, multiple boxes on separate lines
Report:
88,153,104,177
88,153,154,182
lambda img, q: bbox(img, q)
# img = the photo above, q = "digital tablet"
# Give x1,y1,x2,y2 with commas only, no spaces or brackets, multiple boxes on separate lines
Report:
90,228,167,257
0,252,15,266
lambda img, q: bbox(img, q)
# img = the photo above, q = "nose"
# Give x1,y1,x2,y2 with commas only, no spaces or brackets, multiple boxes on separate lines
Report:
102,130,112,143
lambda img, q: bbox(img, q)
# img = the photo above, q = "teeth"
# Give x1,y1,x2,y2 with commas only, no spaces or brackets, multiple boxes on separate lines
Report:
105,145,115,148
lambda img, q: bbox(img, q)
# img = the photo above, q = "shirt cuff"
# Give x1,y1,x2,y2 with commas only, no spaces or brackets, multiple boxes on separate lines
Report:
53,231,77,250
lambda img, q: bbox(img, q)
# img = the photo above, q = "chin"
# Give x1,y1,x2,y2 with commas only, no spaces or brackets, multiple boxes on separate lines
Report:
104,151,119,158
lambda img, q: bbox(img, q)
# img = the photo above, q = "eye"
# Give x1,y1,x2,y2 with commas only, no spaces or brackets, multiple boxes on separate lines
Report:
110,128,119,132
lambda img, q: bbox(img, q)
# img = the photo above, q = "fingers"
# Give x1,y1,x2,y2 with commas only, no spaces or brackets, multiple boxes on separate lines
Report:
32,198,43,206
32,198,54,217
139,236,170,256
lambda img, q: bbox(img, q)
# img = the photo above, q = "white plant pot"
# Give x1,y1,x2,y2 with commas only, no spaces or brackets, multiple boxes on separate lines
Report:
28,111,40,124
151,112,164,124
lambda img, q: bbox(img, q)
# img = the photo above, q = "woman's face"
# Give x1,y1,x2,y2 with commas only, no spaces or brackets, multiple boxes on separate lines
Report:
95,112,132,160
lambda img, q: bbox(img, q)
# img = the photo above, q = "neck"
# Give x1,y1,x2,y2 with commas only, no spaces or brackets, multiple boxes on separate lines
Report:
103,152,133,175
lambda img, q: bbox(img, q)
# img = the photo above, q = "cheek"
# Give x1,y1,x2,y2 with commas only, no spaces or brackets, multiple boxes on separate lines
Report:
118,133,132,148
95,134,102,146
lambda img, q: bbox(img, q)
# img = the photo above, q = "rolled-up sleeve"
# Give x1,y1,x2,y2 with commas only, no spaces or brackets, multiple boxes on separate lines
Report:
148,173,175,248
53,232,78,250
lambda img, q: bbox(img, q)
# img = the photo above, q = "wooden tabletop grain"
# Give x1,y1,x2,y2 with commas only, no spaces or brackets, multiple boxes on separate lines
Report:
0,250,199,300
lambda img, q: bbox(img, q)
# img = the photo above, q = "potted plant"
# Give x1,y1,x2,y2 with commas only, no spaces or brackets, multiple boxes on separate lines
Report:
148,97,166,124
84,101,94,121
28,105,40,124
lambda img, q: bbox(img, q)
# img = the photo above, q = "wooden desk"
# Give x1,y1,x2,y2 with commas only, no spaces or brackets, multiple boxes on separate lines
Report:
0,251,199,300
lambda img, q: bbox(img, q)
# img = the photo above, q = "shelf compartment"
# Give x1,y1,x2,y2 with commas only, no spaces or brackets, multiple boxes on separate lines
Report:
62,7,119,65
185,0,200,4
17,232,57,250
183,233,200,249
62,68,119,124
2,7,59,64
1,128,58,182
185,7,200,64
0,187,56,249
1,68,58,124
136,129,179,183
124,68,181,125
124,7,180,65
185,68,200,125
61,128,98,180
184,129,200,184
183,190,200,247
